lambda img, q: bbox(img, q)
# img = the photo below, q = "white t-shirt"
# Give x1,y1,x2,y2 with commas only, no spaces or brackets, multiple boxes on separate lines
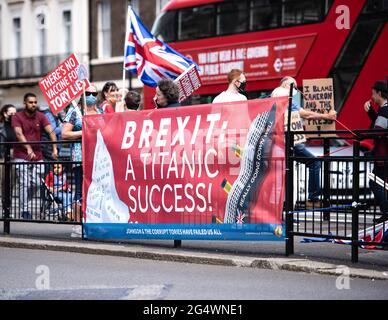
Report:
212,91,247,104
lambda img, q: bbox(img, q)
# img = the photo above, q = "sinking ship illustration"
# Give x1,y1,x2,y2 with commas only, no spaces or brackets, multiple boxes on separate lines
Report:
86,130,130,223
223,104,277,223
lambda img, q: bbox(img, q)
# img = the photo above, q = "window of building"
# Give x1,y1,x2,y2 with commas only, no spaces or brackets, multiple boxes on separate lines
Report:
178,5,216,41
36,12,47,56
217,1,248,35
98,0,111,58
0,5,2,60
63,10,72,54
13,17,21,58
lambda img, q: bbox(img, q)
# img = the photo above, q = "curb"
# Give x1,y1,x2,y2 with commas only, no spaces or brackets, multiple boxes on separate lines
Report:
0,236,387,281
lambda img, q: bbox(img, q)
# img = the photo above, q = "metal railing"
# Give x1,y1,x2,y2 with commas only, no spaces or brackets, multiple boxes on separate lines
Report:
285,129,388,262
0,140,81,233
1,131,387,262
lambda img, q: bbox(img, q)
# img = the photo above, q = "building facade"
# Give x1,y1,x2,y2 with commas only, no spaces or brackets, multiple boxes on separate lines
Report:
0,0,88,108
89,0,168,93
0,0,169,109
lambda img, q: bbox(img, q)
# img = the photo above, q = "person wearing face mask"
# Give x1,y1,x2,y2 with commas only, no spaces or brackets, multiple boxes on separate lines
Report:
0,104,17,205
0,104,17,150
62,85,102,236
212,69,248,104
12,93,58,220
272,76,337,209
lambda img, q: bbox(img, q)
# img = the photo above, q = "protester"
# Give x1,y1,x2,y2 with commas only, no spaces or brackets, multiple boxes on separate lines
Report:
364,80,388,224
125,90,142,110
0,104,17,204
115,88,129,112
12,93,58,219
100,81,119,113
272,76,337,208
154,79,180,108
0,104,17,154
212,69,247,103
45,163,73,219
62,85,102,236
40,105,63,161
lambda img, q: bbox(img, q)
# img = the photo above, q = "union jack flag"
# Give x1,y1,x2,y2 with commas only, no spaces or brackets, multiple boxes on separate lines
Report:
236,210,246,224
124,6,196,87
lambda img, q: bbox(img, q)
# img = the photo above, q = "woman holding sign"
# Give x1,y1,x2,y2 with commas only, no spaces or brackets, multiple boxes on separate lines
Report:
62,85,102,237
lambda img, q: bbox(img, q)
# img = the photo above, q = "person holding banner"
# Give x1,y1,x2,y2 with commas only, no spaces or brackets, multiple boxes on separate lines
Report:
272,76,337,208
12,93,58,220
154,79,181,108
212,69,247,104
62,85,102,234
364,80,388,224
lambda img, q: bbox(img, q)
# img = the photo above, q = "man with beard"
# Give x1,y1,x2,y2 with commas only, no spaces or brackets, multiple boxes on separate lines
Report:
12,93,58,219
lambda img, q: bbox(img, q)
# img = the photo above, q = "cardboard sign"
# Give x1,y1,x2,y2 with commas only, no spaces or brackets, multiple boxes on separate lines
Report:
284,111,306,145
39,54,90,114
174,64,202,103
302,78,336,137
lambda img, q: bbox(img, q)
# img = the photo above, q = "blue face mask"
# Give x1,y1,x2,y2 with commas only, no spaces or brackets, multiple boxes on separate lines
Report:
85,95,97,106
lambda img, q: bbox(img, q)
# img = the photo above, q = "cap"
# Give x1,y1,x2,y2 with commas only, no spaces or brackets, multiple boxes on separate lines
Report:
372,80,388,94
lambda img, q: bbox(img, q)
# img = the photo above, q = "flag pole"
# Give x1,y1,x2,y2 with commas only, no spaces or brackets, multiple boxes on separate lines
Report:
122,5,131,103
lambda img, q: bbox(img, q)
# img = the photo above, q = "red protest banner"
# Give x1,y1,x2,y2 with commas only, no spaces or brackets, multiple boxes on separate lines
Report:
82,98,288,241
39,54,90,114
174,65,202,103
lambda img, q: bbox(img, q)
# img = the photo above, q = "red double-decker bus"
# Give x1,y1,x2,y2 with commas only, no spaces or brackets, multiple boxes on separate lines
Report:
145,0,388,130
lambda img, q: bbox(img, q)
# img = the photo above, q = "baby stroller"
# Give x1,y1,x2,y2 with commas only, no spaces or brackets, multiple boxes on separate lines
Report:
40,178,73,221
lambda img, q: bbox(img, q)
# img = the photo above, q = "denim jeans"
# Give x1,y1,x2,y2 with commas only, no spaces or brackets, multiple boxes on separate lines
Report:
370,165,388,215
73,165,83,202
54,191,73,213
294,143,321,201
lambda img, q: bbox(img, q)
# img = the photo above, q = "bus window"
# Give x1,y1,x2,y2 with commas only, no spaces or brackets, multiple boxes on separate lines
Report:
250,0,281,31
217,1,248,36
178,5,216,41
283,0,326,26
152,10,177,42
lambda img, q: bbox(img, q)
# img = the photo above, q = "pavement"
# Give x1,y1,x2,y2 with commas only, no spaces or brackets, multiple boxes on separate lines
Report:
1,221,388,281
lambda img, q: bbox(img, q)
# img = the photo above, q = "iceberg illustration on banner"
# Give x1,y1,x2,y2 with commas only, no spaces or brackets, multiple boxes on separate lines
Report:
86,130,130,223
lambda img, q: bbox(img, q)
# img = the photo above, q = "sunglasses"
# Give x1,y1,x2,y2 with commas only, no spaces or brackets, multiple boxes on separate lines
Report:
85,92,98,97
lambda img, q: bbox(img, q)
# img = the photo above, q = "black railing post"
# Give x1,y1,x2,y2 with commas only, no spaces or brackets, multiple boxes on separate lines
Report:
3,145,11,234
351,140,360,263
323,138,330,221
285,83,294,256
